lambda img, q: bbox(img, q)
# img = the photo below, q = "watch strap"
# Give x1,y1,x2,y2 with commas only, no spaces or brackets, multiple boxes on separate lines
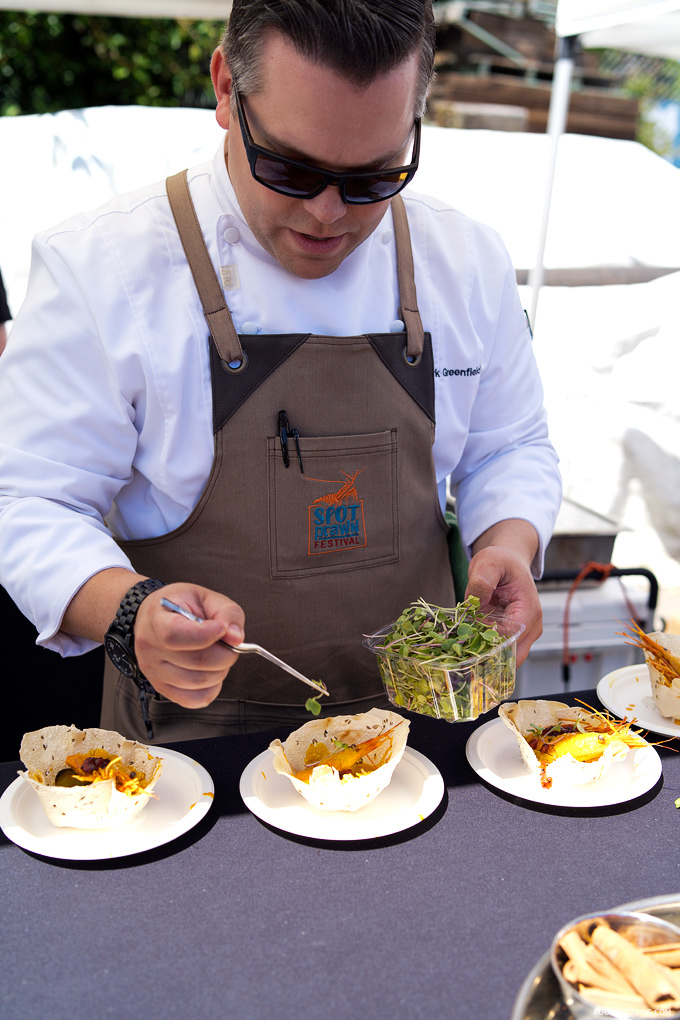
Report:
111,578,168,644
106,577,167,740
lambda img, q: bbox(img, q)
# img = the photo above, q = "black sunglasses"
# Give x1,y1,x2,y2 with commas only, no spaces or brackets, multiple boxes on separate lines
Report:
232,83,420,205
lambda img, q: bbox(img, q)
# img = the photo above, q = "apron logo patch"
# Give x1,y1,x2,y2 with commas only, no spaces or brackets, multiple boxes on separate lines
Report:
307,468,367,555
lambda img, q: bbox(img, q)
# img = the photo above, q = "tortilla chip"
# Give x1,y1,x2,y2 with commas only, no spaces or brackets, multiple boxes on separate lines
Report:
645,631,680,721
499,700,634,786
19,724,163,829
269,708,409,812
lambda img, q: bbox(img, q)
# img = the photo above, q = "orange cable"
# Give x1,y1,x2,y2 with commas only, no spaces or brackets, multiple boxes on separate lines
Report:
561,562,642,677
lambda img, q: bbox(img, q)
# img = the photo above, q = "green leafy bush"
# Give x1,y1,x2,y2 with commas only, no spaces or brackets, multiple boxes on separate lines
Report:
0,12,225,116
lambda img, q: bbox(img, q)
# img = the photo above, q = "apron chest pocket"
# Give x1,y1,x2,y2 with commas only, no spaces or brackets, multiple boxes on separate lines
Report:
267,428,399,578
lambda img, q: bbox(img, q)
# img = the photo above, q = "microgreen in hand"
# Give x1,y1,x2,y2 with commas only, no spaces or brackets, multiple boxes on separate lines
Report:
370,596,516,721
378,596,502,667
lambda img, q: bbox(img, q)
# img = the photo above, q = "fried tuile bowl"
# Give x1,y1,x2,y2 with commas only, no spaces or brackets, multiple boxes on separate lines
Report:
269,708,409,813
498,700,640,787
645,631,680,721
550,910,680,1019
19,724,163,829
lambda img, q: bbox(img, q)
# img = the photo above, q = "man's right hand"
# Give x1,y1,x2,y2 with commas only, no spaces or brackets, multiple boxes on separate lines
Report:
134,583,245,708
63,569,245,709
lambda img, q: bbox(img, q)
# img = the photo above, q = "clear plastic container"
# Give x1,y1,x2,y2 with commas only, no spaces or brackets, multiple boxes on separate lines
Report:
363,610,524,723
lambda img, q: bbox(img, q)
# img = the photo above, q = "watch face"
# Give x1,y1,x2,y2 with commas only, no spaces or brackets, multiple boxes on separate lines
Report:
104,634,136,679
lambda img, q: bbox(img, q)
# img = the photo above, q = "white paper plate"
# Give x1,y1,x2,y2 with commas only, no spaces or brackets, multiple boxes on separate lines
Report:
0,746,214,860
239,746,444,840
465,716,662,808
597,664,680,738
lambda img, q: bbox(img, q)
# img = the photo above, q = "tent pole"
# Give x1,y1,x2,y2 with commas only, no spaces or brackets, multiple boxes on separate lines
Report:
528,34,578,331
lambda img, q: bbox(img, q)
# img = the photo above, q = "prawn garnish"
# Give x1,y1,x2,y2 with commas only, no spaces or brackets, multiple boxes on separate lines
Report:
620,621,680,685
287,723,401,784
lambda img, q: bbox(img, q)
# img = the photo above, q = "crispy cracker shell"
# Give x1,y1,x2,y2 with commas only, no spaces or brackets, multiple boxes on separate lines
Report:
19,724,163,829
645,631,680,721
269,708,409,812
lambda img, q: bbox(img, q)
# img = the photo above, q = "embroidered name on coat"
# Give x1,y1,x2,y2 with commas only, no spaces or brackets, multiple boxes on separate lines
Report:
307,468,367,555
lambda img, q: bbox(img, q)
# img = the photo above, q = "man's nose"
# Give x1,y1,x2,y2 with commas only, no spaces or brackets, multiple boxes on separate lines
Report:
301,185,346,224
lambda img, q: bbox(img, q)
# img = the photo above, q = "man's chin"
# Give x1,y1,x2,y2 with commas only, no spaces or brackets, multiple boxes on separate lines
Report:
286,259,346,280
274,238,354,279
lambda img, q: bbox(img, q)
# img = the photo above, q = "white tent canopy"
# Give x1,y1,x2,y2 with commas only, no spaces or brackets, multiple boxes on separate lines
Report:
529,0,680,323
0,1,231,15
557,0,680,58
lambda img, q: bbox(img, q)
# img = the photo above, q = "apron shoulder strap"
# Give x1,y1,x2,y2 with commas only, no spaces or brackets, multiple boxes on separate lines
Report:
390,194,425,360
166,169,244,367
166,172,423,363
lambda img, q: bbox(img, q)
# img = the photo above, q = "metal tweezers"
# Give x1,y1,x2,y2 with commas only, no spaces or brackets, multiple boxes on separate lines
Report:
160,598,328,697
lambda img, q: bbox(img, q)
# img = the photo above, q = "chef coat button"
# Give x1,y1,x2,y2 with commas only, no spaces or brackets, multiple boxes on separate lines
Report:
241,321,259,334
382,230,393,244
223,227,240,244
389,319,404,332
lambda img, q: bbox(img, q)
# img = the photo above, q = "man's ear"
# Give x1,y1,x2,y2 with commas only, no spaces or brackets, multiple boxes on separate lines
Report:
211,47,233,130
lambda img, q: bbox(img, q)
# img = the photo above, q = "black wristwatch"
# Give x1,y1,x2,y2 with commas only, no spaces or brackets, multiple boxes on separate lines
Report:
104,578,167,679
105,578,166,739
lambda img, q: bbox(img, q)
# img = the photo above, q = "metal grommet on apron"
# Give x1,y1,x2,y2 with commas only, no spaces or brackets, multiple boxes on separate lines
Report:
221,353,248,374
101,171,455,742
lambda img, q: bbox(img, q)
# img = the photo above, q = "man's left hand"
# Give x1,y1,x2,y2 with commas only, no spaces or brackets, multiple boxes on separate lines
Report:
465,519,542,665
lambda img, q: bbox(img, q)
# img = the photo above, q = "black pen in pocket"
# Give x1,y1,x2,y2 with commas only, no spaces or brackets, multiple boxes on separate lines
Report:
278,409,304,472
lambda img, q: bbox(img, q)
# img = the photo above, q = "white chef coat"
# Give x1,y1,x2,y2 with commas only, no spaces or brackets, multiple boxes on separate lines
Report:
0,140,561,656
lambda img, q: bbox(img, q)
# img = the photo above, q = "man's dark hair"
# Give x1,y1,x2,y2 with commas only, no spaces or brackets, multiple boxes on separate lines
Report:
223,0,435,116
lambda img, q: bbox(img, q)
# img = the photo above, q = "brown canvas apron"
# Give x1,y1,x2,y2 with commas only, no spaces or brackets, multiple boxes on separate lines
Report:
101,171,455,741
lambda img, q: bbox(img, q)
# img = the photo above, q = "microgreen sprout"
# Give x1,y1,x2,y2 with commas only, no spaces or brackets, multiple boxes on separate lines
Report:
304,680,328,716
305,696,322,716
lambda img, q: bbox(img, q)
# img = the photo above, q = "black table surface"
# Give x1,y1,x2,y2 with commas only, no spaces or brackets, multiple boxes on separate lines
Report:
1,690,679,1020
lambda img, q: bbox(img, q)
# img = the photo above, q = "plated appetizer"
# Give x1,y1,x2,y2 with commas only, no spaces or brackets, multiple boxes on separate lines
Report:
499,700,648,789
269,708,409,812
624,623,680,723
19,724,163,828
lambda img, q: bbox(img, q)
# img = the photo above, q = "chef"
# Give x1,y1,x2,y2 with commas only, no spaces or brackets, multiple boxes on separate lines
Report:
0,0,561,742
